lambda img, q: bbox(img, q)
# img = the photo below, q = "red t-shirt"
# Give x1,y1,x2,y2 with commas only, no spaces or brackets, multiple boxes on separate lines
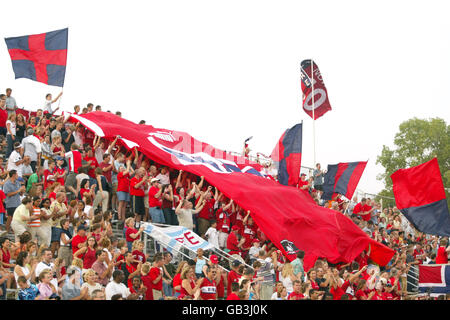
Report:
197,198,215,220
84,156,98,178
226,231,240,254
297,179,309,189
413,249,425,264
226,293,240,300
148,186,162,208
117,172,130,193
130,176,145,197
141,274,153,300
172,273,182,294
436,246,449,264
355,289,368,300
79,188,90,199
44,169,55,190
71,235,87,255
330,285,346,300
361,204,372,221
0,108,7,127
126,227,140,243
216,274,225,298
216,208,230,233
226,270,241,296
132,250,146,268
53,166,65,186
149,267,163,291
240,224,257,250
371,291,384,300
288,291,305,300
99,162,112,183
199,277,217,300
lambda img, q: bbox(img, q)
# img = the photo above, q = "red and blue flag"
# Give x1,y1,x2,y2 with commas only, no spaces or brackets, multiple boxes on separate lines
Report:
4,28,68,87
391,158,450,237
322,161,367,200
419,264,450,295
270,123,303,186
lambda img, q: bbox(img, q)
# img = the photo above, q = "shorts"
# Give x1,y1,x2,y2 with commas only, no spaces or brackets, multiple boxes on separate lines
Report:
6,207,17,217
131,195,145,216
117,191,130,202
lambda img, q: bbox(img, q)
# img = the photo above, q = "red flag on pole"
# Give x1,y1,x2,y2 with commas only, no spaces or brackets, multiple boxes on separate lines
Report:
300,60,332,120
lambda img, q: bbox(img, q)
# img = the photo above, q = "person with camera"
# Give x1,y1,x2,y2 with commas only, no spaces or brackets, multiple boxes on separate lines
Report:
161,183,178,226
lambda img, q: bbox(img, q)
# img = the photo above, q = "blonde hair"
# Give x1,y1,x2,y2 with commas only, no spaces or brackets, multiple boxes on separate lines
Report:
281,263,294,279
71,257,83,269
39,269,51,281
132,240,143,251
83,269,96,282
141,262,151,275
175,261,188,274
125,217,134,227
180,265,192,280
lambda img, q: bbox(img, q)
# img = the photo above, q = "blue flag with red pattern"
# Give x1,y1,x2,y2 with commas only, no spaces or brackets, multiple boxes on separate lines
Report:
5,28,68,87
391,158,450,237
322,161,367,200
270,123,303,186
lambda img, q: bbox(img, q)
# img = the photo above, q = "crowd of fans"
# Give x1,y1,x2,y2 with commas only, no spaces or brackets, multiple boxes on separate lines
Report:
0,88,449,301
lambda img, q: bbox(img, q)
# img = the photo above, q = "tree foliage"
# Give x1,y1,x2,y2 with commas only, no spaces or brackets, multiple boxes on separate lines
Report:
376,117,450,207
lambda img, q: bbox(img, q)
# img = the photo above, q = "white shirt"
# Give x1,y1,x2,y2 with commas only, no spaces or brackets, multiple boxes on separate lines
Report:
177,208,195,230
22,135,42,162
44,99,54,114
6,120,16,135
20,164,33,178
7,150,22,171
156,172,170,185
204,227,219,248
105,281,130,300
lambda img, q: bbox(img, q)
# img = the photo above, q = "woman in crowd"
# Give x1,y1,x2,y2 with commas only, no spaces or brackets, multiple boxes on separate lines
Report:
14,251,37,286
81,268,103,298
15,113,26,143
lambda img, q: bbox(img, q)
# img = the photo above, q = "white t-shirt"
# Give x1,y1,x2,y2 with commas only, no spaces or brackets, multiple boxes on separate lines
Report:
177,208,195,230
7,150,22,171
6,120,16,135
156,172,170,185
44,100,54,113
20,164,33,178
105,281,130,300
81,282,103,297
22,135,42,162
204,227,219,248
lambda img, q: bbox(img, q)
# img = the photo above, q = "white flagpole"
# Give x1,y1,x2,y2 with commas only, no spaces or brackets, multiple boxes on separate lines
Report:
311,59,316,166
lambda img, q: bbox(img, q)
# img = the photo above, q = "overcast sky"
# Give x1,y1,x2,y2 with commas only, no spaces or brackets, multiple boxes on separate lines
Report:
1,0,449,196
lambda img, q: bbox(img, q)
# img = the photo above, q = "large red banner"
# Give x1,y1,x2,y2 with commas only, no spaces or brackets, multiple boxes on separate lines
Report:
70,112,394,269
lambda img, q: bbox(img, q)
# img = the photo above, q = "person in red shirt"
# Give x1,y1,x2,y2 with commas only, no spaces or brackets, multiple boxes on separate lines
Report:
129,168,148,223
0,95,8,137
413,243,426,264
83,146,99,178
120,251,141,289
226,225,245,256
297,173,309,190
125,217,145,251
436,239,450,264
227,260,242,296
149,253,165,300
196,186,216,237
216,200,232,249
240,211,258,256
117,161,132,222
199,265,217,300
43,160,56,191
226,282,240,300
131,240,147,268
352,198,374,222
53,157,67,187
99,153,114,184
71,225,87,255
288,280,305,300
148,178,164,224
140,262,154,300
73,236,97,269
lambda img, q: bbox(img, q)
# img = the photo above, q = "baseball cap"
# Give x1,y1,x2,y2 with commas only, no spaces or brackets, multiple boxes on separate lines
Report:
150,178,160,183
210,255,219,264
252,238,260,243
56,156,63,161
77,225,87,231
300,173,306,176
231,225,240,231
14,142,21,149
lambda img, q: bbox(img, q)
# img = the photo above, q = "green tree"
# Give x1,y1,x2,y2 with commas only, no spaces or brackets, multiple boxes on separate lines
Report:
376,117,450,207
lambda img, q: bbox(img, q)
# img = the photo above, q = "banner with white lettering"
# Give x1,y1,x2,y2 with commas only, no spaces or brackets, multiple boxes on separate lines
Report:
142,222,215,253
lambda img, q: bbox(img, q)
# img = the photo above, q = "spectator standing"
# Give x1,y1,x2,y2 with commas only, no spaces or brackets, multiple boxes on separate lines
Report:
43,92,63,115
5,88,17,117
3,170,25,234
0,94,8,136
91,250,114,287
149,254,165,300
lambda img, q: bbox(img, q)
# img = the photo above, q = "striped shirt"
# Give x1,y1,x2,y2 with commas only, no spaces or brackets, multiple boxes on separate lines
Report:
28,207,41,228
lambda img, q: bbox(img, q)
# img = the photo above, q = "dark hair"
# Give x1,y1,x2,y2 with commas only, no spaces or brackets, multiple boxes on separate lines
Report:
16,251,28,267
112,270,124,281
19,231,32,244
60,218,69,228
340,294,350,300
297,250,305,259
96,249,104,258
231,282,240,292
9,170,17,177
111,294,122,300
322,292,334,300
17,275,28,284
0,237,8,248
